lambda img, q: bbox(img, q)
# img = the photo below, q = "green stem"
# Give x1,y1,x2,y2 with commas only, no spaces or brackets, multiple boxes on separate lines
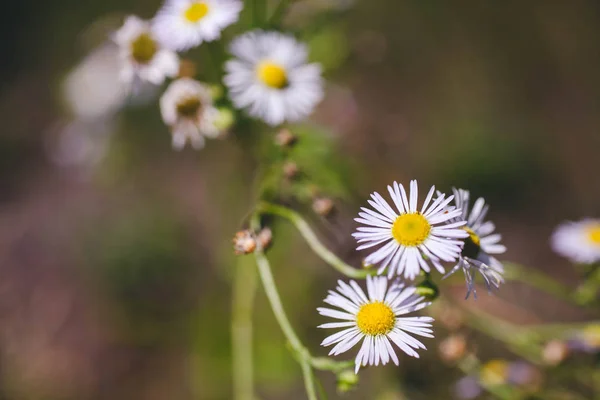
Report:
257,202,371,279
300,358,319,400
253,245,317,400
232,256,258,400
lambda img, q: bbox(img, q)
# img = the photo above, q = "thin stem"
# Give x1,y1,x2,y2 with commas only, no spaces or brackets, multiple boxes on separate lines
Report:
300,358,319,400
232,256,258,400
257,202,371,279
254,245,318,399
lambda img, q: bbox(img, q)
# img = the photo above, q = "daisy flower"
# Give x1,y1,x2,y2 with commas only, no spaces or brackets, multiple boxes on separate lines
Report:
318,275,434,374
443,188,506,299
224,30,324,126
551,218,600,264
353,180,468,280
153,0,243,51
113,16,179,86
159,78,220,150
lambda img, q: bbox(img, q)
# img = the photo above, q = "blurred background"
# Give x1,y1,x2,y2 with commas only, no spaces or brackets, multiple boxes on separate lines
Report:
0,0,598,399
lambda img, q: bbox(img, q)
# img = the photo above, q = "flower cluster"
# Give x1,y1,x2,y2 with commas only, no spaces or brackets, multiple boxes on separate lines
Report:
319,180,508,373
112,0,324,150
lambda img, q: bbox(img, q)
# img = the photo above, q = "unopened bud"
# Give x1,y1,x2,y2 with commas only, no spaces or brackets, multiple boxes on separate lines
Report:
209,84,224,100
480,359,509,386
233,230,256,255
275,128,297,147
178,59,196,78
283,161,299,179
312,197,335,217
542,340,569,366
256,227,273,250
214,107,235,132
415,279,439,301
439,335,467,363
336,369,359,393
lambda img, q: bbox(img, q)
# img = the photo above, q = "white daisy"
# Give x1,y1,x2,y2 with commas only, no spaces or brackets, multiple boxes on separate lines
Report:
153,0,243,51
353,180,468,280
224,30,324,126
113,16,179,87
443,188,506,299
551,218,600,264
159,78,220,150
318,275,434,374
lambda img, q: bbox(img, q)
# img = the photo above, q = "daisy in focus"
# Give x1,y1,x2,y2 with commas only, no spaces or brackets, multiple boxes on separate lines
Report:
153,0,243,51
318,276,434,374
224,30,324,126
113,16,179,86
551,218,600,264
353,180,468,280
443,188,506,299
160,78,220,150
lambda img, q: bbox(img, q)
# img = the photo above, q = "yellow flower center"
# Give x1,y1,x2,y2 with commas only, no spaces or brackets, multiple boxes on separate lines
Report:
586,225,600,245
461,227,481,259
391,213,431,247
256,61,288,89
184,2,209,23
131,33,157,64
176,97,202,119
356,302,395,336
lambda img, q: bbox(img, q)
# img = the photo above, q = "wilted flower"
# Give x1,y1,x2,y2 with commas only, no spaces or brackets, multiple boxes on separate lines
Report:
224,30,324,126
443,188,506,299
275,128,297,148
353,180,468,280
318,276,434,374
113,16,179,86
551,218,600,264
233,230,256,255
153,0,243,51
160,78,220,150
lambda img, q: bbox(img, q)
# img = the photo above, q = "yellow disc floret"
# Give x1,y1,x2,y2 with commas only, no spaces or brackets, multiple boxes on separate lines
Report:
131,33,157,64
586,224,600,245
356,302,395,336
184,2,209,23
461,227,481,259
256,61,288,89
176,96,202,119
391,213,431,247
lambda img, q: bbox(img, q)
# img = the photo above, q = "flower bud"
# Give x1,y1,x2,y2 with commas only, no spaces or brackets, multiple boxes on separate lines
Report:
542,340,569,366
283,161,299,179
214,107,235,132
439,334,467,363
233,230,256,255
275,128,297,147
336,369,359,393
312,197,334,217
479,359,509,386
415,279,439,301
256,227,273,250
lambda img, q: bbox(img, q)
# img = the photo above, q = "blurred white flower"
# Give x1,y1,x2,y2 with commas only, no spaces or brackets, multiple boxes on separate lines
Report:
443,188,506,299
160,78,220,150
153,0,242,51
353,180,468,280
62,44,127,120
113,16,179,86
551,218,600,264
224,30,323,126
318,276,434,374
